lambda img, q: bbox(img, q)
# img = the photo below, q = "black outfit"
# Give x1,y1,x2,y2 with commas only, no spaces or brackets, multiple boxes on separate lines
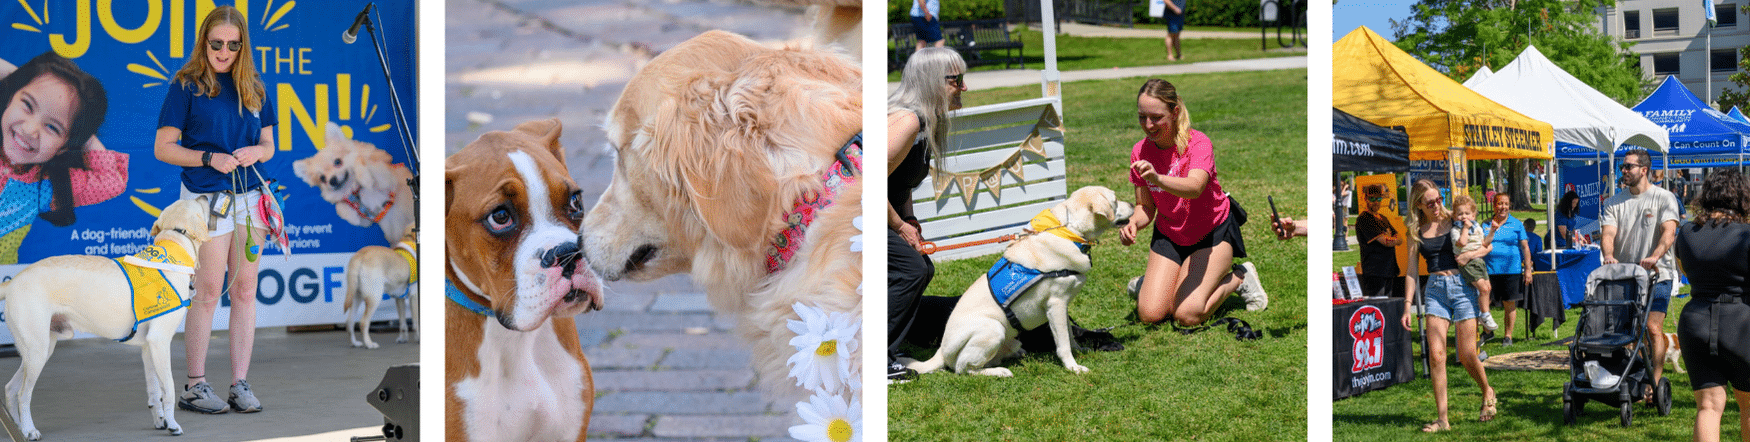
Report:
1675,221,1750,391
889,117,935,360
1417,233,1460,273
1355,211,1401,297
1147,196,1249,264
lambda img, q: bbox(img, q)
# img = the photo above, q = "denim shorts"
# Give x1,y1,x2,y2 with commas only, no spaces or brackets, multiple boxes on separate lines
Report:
1651,279,1673,314
1422,273,1480,322
910,15,943,44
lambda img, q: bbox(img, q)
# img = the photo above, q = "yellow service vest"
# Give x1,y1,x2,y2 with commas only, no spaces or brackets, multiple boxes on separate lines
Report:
115,241,195,342
392,241,417,299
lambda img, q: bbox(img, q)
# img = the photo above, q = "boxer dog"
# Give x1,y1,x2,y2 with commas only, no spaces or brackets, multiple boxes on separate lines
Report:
341,226,419,349
0,197,210,440
293,122,415,244
1662,332,1685,374
445,118,604,441
582,30,862,400
905,187,1133,376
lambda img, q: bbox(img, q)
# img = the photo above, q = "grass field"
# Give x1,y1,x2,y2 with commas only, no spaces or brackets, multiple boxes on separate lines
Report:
887,30,1299,81
887,68,1308,441
1333,210,1716,440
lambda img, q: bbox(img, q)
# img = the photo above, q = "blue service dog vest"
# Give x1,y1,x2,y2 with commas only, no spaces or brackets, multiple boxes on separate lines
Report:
986,257,1080,331
114,241,195,342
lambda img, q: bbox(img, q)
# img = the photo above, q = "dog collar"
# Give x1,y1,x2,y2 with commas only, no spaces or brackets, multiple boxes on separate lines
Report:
445,281,494,317
343,188,396,224
1029,209,1094,253
766,133,862,273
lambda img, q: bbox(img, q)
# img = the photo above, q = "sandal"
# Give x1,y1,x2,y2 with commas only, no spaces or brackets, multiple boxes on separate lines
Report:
1421,420,1451,432
1480,396,1499,422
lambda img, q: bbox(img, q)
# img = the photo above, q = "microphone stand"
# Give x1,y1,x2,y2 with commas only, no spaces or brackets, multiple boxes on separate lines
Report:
353,3,419,240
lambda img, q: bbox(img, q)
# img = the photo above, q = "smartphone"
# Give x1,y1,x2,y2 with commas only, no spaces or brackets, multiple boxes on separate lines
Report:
1267,195,1280,224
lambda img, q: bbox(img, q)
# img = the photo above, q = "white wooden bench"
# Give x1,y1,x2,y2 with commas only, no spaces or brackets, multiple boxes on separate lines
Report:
911,96,1067,261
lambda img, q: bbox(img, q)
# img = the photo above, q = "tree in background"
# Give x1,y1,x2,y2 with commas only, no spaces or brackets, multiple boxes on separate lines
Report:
1719,4,1750,111
1392,0,1644,210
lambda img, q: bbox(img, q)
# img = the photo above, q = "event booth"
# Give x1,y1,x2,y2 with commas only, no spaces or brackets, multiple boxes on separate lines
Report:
1333,26,1554,400
1332,107,1416,400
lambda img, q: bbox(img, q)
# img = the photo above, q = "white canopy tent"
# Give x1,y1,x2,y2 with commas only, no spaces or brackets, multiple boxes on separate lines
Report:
1465,45,1670,250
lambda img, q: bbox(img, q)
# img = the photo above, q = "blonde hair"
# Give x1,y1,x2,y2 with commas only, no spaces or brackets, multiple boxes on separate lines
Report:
1138,78,1191,153
1406,179,1448,247
887,47,965,171
1451,193,1477,215
172,6,265,113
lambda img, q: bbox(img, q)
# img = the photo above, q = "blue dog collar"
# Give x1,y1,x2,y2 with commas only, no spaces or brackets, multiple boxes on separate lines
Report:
446,281,494,317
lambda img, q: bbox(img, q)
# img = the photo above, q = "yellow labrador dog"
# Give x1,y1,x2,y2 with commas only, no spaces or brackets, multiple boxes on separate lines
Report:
0,198,211,440
905,187,1134,377
583,30,862,398
342,226,419,349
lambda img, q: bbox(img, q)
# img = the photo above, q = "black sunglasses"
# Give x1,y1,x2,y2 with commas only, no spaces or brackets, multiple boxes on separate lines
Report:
208,39,242,52
1619,162,1644,170
944,73,964,88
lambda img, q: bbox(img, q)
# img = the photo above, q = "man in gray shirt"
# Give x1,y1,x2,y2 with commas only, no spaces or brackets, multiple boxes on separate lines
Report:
1599,148,1679,395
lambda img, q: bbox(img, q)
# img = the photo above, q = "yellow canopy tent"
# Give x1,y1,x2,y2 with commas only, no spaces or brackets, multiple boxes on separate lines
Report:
1333,26,1553,162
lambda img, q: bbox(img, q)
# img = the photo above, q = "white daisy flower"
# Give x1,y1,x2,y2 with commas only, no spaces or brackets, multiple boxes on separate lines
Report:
789,393,861,442
849,216,864,252
787,302,860,394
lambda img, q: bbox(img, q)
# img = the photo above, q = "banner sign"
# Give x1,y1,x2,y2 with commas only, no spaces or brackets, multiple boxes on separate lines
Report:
1334,298,1414,400
0,1,419,342
1558,161,1604,238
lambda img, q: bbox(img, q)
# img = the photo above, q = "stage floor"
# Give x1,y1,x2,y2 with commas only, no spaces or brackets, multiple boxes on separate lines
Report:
0,326,416,441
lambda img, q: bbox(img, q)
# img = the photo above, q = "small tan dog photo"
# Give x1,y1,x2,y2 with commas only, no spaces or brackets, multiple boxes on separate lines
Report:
0,197,211,440
292,122,415,244
904,186,1134,376
341,225,419,349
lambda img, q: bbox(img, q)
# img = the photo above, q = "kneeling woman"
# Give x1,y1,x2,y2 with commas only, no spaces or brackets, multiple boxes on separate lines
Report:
1401,179,1496,432
1117,78,1267,326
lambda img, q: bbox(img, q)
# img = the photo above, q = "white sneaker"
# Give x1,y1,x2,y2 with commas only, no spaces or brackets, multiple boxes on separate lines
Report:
1127,275,1144,300
1235,262,1268,311
1482,312,1500,332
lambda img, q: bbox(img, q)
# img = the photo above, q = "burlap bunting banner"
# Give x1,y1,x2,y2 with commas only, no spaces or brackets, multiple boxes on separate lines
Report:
928,106,1062,206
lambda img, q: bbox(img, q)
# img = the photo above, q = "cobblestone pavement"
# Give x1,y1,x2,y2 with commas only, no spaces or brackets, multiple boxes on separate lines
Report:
446,0,818,440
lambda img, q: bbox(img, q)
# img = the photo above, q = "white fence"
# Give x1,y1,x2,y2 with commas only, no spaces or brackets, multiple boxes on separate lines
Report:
912,96,1068,261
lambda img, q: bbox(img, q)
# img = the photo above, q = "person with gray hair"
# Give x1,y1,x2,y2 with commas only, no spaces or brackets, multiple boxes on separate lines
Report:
886,47,965,382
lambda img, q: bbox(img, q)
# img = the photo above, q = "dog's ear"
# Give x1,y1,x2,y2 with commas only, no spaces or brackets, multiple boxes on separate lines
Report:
352,144,397,192
512,118,565,164
445,156,463,217
650,74,780,251
324,121,349,146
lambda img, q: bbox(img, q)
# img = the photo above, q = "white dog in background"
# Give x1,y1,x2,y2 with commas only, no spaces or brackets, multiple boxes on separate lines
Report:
0,197,211,440
342,226,419,349
293,122,415,244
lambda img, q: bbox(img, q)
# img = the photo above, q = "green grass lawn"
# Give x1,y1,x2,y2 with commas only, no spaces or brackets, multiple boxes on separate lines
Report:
1333,294,1703,441
888,69,1308,441
887,30,1300,81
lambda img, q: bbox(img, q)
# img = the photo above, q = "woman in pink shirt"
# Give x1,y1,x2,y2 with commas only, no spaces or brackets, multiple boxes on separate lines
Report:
1118,78,1268,326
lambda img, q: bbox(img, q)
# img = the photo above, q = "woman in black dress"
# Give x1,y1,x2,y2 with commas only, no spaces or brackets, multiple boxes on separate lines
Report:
1674,169,1750,442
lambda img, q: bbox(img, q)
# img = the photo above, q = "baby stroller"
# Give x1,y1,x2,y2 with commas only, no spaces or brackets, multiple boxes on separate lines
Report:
1560,263,1672,427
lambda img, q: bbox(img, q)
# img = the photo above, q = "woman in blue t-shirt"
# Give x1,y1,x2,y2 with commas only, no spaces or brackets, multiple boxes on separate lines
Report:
152,5,274,415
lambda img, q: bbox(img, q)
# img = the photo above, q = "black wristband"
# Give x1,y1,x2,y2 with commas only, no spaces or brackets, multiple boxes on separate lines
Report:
201,151,212,167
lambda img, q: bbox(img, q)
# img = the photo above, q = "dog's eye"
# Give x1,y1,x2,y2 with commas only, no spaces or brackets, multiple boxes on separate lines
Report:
568,192,584,220
333,158,342,167
484,207,516,235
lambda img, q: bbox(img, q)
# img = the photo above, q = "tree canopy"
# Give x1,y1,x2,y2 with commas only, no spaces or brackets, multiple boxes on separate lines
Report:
1392,0,1646,105
1718,5,1750,111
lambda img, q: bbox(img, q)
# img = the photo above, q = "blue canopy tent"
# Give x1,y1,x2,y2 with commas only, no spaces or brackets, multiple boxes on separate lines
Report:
1574,76,1750,169
1730,106,1750,125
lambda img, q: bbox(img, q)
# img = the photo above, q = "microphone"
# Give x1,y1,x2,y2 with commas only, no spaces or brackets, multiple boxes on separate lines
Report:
341,3,373,44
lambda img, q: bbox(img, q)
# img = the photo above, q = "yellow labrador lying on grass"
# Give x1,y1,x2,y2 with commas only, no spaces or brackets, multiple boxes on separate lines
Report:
905,186,1134,376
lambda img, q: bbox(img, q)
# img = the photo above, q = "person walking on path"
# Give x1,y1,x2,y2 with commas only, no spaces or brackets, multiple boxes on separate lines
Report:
1161,0,1188,61
910,0,945,51
1401,179,1497,432
1600,148,1680,401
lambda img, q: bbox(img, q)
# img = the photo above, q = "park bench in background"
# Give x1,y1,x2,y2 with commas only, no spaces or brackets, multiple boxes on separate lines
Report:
889,19,1026,72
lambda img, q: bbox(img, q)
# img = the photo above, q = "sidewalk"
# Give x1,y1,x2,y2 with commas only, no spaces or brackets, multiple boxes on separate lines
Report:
951,56,1309,92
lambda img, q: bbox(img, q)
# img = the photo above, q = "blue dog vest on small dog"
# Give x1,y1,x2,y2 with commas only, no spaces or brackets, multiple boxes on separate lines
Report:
986,257,1079,330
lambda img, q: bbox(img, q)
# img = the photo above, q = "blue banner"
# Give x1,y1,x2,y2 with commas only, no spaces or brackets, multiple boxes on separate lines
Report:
1559,161,1605,238
0,1,417,262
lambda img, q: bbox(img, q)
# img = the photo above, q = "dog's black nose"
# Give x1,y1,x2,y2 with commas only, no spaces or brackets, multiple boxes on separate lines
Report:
541,242,582,277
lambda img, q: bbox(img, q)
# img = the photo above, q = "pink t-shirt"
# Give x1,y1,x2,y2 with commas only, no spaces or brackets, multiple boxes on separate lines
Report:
1129,129,1228,245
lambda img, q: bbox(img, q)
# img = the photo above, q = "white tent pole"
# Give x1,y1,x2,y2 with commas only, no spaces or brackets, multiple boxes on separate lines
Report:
1039,0,1061,101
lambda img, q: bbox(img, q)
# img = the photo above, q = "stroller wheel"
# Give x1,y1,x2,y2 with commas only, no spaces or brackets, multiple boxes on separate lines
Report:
1562,397,1578,425
1658,378,1673,416
1620,401,1634,427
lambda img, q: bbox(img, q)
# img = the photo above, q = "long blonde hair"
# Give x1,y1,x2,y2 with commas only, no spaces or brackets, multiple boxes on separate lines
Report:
887,47,965,170
172,6,265,113
1405,179,1448,247
1138,78,1191,153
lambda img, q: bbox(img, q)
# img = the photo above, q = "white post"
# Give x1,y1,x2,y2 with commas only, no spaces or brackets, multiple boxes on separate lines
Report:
1039,0,1061,103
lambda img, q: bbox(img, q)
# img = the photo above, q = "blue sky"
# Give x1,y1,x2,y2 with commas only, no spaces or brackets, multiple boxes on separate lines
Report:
1333,0,1419,42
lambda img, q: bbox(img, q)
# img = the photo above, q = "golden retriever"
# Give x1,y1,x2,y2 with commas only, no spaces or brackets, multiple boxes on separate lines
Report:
581,30,862,399
292,122,415,244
